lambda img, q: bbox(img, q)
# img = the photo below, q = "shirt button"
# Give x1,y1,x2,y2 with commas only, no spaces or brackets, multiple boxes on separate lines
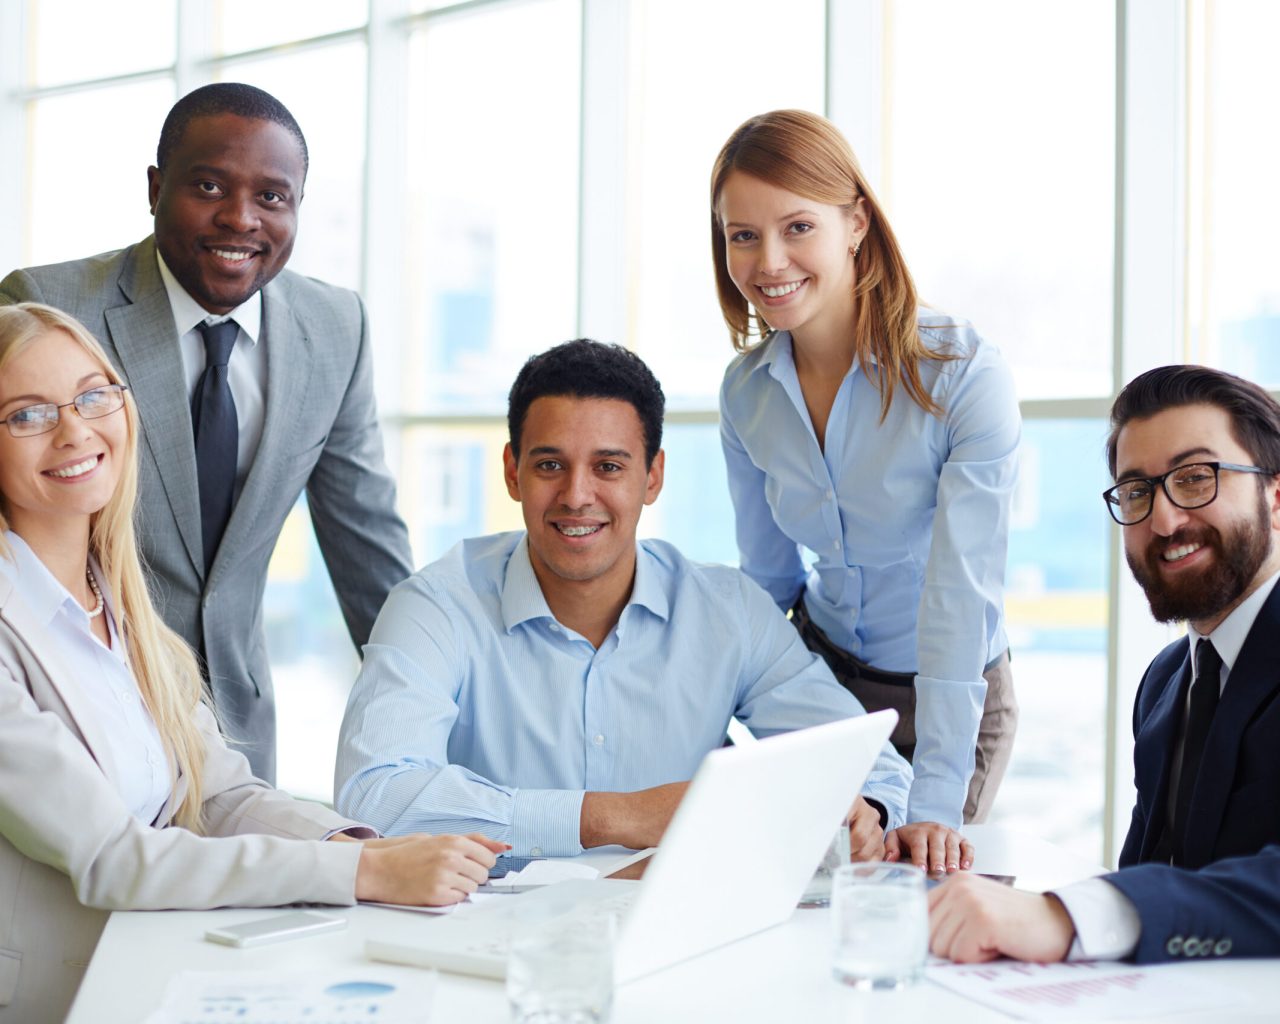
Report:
530,847,542,857
832,541,841,552
593,734,604,746
825,488,834,500
549,623,561,633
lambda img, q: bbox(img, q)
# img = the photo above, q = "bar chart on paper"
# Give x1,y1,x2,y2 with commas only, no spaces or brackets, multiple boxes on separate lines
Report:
926,958,1246,1021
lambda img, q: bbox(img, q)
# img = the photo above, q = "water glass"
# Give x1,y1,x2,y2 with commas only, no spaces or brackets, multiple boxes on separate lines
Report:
830,862,927,990
507,914,615,1024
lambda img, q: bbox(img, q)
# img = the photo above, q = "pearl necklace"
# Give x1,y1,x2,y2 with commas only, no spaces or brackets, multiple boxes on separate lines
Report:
85,567,104,619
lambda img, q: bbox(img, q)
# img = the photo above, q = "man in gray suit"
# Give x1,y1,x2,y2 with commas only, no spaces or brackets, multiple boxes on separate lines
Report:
0,83,414,783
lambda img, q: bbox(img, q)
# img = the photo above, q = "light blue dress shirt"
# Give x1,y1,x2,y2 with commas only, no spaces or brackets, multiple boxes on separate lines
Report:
335,532,911,856
718,313,1020,827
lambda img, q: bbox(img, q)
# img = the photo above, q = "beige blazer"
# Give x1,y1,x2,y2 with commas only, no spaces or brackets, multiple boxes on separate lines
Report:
0,572,366,1024
1,239,415,782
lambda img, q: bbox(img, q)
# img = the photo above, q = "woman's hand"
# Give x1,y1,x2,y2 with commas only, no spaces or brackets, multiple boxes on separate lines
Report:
883,822,973,874
847,796,887,861
353,833,508,905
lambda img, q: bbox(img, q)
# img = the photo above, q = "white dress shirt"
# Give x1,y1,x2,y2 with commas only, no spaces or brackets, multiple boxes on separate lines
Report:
156,252,267,497
1057,568,1280,959
0,532,170,823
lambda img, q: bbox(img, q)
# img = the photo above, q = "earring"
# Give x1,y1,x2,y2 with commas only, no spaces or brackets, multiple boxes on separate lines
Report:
852,241,862,258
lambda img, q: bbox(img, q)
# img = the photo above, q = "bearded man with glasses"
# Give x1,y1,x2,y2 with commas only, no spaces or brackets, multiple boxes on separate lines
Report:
927,363,1280,966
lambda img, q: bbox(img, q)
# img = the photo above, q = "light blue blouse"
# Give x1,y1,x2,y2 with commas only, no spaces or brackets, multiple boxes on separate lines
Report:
719,313,1021,827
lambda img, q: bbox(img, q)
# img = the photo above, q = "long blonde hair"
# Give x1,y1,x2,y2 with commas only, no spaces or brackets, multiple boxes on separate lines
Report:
0,303,208,830
710,109,954,420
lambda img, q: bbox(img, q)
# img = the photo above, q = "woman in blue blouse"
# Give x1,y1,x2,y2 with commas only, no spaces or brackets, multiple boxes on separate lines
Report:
710,110,1020,837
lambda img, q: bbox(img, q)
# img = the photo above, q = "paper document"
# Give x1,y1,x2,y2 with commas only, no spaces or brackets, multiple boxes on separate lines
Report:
359,899,456,914
143,968,436,1023
927,958,1248,1021
487,859,600,888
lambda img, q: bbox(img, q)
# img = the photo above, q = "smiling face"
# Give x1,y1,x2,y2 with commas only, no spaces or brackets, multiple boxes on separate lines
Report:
0,329,127,543
716,170,866,346
504,396,664,606
148,112,304,315
1116,402,1280,632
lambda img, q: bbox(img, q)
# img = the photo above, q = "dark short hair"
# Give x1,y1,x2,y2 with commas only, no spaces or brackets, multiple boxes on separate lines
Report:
1107,364,1280,477
157,83,308,177
507,339,665,466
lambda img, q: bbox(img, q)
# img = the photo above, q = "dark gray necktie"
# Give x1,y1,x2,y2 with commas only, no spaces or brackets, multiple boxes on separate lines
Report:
1172,638,1222,866
192,320,239,573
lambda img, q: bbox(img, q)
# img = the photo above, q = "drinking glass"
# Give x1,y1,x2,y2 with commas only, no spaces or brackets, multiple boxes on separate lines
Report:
830,862,928,990
507,914,615,1023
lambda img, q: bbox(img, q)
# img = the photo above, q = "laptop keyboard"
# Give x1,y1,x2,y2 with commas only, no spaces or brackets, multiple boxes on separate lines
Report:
461,890,639,959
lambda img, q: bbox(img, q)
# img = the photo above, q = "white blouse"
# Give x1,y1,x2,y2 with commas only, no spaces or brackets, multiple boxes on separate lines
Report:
0,531,170,823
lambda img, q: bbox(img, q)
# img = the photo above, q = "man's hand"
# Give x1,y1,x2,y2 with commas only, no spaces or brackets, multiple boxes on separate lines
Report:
580,781,690,850
884,822,973,873
354,833,507,906
846,796,886,861
928,873,1075,963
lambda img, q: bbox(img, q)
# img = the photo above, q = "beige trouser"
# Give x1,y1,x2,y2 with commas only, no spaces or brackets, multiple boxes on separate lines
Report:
794,603,1018,824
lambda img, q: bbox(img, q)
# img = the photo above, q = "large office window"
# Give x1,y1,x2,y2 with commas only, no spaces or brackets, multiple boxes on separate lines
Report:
881,0,1115,858
3,1,1249,867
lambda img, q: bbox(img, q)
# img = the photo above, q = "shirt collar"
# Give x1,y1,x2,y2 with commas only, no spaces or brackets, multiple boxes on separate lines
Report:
500,535,671,634
156,250,262,344
1189,567,1280,677
0,531,88,626
756,331,874,385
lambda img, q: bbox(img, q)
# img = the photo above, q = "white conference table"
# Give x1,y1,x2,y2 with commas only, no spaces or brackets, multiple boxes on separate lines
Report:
67,825,1280,1023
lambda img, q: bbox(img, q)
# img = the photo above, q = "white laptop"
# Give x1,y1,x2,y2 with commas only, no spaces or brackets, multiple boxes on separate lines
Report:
366,709,897,983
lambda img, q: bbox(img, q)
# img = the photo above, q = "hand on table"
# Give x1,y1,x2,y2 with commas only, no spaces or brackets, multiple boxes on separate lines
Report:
884,822,974,874
928,873,1075,963
354,833,507,906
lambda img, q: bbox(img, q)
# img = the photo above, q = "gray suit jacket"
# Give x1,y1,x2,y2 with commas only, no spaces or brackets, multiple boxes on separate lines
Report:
0,570,366,1024
0,239,415,781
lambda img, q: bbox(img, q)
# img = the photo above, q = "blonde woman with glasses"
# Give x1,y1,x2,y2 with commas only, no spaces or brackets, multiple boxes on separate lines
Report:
0,303,503,1023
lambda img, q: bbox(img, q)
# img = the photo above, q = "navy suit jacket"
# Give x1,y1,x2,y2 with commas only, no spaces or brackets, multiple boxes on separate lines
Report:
1102,581,1280,962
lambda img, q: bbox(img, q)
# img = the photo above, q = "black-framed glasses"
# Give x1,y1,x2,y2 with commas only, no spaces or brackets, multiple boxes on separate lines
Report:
1102,461,1277,525
1,384,130,438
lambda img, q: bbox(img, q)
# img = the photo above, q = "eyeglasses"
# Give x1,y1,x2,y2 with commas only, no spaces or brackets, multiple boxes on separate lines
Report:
1102,461,1276,525
1,384,130,438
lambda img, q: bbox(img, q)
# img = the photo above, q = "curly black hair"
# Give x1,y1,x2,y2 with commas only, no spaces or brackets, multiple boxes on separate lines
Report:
157,82,308,178
507,340,665,467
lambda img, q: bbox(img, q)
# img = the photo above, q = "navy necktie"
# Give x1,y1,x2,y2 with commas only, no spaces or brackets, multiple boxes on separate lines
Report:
1172,638,1222,866
192,320,239,573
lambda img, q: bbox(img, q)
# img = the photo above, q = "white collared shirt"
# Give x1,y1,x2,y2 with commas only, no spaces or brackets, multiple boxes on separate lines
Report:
156,251,267,497
0,532,170,824
1057,567,1280,959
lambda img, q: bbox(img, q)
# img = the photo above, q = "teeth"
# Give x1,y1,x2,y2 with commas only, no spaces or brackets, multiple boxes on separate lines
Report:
212,249,252,262
761,281,803,298
557,524,601,537
1163,543,1203,562
48,456,99,479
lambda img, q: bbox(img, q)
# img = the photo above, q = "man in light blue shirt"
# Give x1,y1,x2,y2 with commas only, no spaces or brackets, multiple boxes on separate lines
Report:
337,341,964,865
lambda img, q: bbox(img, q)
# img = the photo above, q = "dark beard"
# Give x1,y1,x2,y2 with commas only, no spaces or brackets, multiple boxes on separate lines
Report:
1126,493,1272,623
